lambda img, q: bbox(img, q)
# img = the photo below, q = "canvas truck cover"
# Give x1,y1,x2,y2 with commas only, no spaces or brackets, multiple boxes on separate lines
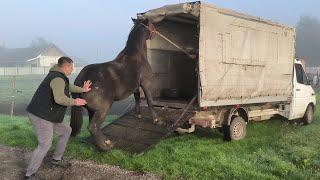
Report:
138,1,295,107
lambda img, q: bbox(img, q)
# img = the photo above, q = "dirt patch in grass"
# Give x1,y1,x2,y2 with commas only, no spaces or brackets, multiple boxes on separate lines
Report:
0,144,159,180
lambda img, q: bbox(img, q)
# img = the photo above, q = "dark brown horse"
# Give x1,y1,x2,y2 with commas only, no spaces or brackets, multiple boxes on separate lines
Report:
70,18,160,151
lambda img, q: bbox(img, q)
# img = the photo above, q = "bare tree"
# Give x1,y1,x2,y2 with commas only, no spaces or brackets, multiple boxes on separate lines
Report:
30,37,49,47
296,16,320,67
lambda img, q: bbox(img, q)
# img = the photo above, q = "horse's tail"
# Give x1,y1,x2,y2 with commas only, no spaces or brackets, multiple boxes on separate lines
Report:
70,93,83,136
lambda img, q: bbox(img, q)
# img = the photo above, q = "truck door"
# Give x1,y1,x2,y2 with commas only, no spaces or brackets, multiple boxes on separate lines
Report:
293,63,312,119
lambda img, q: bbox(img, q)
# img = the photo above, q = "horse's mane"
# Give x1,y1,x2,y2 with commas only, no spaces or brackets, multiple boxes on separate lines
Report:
123,23,148,56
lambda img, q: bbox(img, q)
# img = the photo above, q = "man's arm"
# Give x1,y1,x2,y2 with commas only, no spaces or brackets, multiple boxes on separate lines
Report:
69,84,84,93
50,77,76,106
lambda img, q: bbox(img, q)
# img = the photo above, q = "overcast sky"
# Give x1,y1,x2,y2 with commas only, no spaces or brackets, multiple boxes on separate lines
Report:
1,0,319,62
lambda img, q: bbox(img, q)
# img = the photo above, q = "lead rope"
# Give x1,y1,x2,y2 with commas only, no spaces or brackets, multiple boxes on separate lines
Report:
140,23,196,59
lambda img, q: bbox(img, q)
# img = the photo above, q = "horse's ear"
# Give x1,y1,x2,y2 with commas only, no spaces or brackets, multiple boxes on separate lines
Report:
131,18,138,24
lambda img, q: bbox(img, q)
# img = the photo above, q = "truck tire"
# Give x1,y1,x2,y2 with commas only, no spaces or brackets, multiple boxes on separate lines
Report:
302,105,314,125
225,116,247,141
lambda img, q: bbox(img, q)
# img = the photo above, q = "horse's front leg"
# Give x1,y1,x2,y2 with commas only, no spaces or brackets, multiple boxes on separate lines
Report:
88,104,113,151
140,82,164,125
134,88,142,118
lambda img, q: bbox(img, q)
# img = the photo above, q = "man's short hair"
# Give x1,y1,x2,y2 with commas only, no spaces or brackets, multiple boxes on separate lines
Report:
58,57,73,67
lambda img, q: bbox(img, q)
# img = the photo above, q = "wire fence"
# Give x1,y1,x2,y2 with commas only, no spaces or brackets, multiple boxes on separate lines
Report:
0,74,135,118
0,66,84,76
0,74,69,116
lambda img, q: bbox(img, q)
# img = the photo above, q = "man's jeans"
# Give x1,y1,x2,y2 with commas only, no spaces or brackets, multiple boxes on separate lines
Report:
26,113,72,176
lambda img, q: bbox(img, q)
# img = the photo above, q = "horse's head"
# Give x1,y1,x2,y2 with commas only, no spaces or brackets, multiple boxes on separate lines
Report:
124,18,156,56
131,18,156,40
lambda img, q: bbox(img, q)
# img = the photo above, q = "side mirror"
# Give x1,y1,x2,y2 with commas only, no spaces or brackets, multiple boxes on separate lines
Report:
307,79,312,85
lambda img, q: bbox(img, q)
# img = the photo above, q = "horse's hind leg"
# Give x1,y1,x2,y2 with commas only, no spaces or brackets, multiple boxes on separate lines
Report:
87,108,94,123
134,88,142,118
88,104,113,151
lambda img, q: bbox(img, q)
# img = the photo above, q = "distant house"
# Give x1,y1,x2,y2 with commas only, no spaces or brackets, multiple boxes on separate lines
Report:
0,43,66,67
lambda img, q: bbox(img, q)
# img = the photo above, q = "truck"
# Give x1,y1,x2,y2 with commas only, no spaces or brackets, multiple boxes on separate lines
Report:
136,1,316,140
99,1,316,153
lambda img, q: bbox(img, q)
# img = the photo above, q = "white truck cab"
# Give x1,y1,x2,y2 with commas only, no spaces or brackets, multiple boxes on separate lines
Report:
290,58,316,123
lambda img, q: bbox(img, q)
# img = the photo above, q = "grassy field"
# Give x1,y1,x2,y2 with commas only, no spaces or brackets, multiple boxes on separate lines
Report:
0,75,78,103
0,95,319,179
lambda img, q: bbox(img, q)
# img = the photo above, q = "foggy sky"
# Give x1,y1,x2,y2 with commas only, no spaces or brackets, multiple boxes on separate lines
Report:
1,0,319,62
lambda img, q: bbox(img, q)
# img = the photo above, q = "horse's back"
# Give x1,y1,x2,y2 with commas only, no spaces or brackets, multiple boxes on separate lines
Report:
74,63,102,86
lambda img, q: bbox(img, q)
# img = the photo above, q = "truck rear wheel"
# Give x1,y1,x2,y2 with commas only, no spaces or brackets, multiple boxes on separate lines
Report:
225,116,247,141
302,105,314,125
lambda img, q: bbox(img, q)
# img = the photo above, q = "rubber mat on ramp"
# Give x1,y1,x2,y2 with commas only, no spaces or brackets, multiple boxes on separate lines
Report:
84,106,194,154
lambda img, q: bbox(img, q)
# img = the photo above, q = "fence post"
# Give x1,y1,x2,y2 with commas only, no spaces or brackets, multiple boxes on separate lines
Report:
10,75,16,118
317,71,320,86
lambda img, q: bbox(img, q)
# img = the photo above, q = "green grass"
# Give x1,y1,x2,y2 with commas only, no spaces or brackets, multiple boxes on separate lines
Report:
0,95,320,179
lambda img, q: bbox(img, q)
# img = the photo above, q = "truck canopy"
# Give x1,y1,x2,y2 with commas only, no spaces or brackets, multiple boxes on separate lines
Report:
138,1,295,107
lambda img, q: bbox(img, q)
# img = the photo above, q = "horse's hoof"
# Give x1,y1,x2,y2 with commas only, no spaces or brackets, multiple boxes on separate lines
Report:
98,147,112,152
104,139,114,146
153,119,165,126
97,142,113,152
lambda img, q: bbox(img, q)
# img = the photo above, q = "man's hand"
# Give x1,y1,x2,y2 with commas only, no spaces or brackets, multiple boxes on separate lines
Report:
83,80,92,93
75,98,87,106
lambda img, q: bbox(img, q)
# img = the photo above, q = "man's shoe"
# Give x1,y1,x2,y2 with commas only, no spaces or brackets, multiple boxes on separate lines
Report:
24,174,35,180
50,159,71,168
24,173,46,180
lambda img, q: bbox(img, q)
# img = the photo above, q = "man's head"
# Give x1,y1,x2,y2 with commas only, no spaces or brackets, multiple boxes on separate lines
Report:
58,56,74,76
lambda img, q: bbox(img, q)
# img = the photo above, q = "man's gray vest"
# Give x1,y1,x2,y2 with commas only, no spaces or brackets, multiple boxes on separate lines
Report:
27,71,70,123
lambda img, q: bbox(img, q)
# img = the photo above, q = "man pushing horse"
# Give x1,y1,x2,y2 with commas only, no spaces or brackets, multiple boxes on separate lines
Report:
24,57,92,179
